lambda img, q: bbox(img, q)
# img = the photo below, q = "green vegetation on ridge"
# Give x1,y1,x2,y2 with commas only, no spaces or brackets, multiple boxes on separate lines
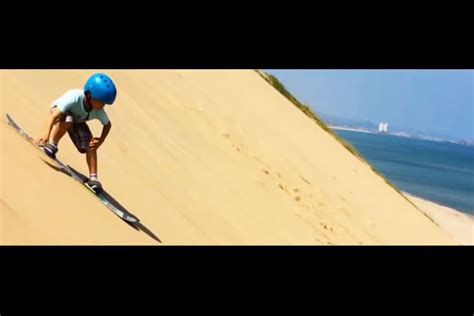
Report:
255,70,364,161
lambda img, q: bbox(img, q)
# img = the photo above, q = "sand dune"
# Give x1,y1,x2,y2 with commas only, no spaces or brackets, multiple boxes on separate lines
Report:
0,70,457,244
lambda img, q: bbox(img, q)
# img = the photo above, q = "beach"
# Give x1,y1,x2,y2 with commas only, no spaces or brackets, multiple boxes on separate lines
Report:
329,126,374,134
0,70,460,245
403,193,473,245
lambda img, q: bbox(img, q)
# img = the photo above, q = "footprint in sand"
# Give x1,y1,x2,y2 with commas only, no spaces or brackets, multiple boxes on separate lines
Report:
320,223,334,232
231,143,241,152
300,176,311,185
252,155,262,162
277,182,287,192
337,194,347,202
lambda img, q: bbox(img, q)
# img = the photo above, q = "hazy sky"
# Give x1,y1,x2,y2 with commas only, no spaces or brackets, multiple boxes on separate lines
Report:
265,70,473,140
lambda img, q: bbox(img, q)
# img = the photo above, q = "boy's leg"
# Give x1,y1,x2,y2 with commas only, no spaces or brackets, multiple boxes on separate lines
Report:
50,120,72,144
86,148,98,177
43,110,73,158
86,149,102,193
68,122,102,193
44,119,72,159
49,107,73,145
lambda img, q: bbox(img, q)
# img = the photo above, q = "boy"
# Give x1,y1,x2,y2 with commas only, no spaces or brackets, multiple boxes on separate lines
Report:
35,73,117,194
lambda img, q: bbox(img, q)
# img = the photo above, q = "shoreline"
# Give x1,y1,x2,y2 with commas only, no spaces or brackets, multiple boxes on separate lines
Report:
402,192,473,245
330,125,473,244
330,126,474,146
328,126,374,134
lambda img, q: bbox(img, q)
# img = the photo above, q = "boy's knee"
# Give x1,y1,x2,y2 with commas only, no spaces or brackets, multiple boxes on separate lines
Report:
59,120,73,129
55,118,72,131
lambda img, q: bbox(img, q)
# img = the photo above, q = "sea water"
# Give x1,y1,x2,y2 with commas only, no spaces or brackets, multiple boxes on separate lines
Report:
334,129,474,215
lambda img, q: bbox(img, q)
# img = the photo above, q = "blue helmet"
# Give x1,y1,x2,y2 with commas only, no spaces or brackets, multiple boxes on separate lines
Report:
84,73,117,105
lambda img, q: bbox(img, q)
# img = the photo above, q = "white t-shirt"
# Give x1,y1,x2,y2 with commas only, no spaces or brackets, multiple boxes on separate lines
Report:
51,89,110,125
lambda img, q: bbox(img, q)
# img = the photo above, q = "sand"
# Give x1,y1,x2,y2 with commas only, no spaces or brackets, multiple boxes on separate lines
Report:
404,193,473,245
0,70,461,245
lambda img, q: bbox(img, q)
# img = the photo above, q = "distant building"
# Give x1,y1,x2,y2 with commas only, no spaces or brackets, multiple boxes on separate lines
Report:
378,122,389,133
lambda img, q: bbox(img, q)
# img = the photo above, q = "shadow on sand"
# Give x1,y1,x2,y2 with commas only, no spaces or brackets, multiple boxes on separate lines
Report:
42,159,162,244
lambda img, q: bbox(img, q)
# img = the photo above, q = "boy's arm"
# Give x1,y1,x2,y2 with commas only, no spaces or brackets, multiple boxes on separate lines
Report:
98,121,112,145
35,107,63,145
89,121,112,151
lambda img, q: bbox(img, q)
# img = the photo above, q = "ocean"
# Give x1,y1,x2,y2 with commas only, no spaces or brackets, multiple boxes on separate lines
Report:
334,129,474,215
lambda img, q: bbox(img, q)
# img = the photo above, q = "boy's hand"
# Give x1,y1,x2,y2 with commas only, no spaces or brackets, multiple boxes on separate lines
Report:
35,135,49,146
89,137,102,151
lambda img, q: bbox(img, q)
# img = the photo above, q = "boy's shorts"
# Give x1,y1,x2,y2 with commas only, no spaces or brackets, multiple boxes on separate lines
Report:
68,122,93,154
51,106,92,154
